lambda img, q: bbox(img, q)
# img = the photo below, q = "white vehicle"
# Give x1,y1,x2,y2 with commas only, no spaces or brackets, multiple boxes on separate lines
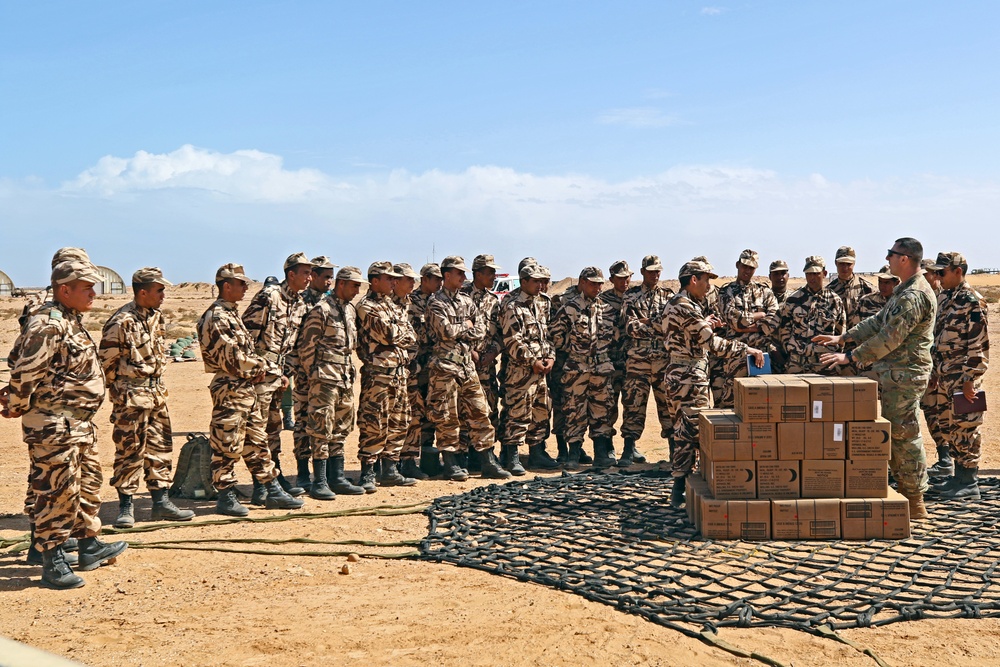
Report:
492,273,520,296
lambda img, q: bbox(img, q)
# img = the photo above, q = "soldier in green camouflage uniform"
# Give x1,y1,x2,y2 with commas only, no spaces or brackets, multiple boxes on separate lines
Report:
663,258,764,508
426,256,511,481
101,268,193,528
924,252,989,499
818,238,936,519
717,249,778,407
4,260,128,589
404,263,442,477
356,261,418,491
600,260,634,463
297,266,367,499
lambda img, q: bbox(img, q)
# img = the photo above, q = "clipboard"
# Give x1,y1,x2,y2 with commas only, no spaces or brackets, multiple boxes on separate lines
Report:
954,390,987,415
747,352,772,376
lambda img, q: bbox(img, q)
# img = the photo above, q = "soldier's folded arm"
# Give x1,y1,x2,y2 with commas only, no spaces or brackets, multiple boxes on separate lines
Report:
7,320,61,414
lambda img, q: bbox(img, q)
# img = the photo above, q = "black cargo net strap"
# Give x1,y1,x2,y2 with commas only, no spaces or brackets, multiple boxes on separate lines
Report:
420,471,1000,667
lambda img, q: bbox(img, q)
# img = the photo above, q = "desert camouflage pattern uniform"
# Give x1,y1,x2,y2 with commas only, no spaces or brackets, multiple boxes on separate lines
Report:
289,285,327,461
499,290,552,450
298,293,358,459
846,273,936,496
8,301,106,551
621,283,675,440
926,281,989,466
760,286,845,374
547,285,577,442
857,291,887,321
662,292,749,477
356,291,414,463
716,280,778,407
460,283,503,447
100,301,173,495
600,286,629,433
403,289,436,457
829,274,877,329
772,287,788,306
197,298,280,489
550,291,619,446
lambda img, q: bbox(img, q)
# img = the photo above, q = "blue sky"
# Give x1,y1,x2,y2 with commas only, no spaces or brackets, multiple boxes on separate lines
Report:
2,1,998,285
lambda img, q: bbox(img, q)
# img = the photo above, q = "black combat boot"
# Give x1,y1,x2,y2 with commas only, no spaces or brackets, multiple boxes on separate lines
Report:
564,442,583,471
940,464,981,500
527,444,560,470
296,457,312,493
250,479,267,506
114,491,135,529
477,448,512,480
26,526,77,566
264,479,305,509
150,489,195,522
928,445,955,479
217,487,250,517
632,438,648,464
358,461,378,493
578,447,594,465
420,445,443,477
670,476,687,509
282,409,295,431
441,451,470,481
309,459,336,500
465,447,482,474
273,453,305,497
503,445,526,476
399,457,429,480
593,436,617,468
619,438,637,467
41,546,84,590
556,434,568,464
379,459,418,486
328,456,366,495
76,536,128,572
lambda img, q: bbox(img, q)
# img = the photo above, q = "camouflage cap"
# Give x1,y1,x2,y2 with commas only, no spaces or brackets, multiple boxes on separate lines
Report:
216,263,251,284
538,266,552,279
368,261,402,278
471,254,501,271
641,255,663,271
737,249,759,268
392,262,420,279
132,267,172,287
517,257,537,272
835,246,856,264
336,266,368,283
691,255,709,263
283,252,314,271
580,266,606,283
609,259,632,278
440,255,469,272
769,260,789,273
52,260,102,286
920,258,937,271
419,262,443,278
51,247,90,269
678,259,717,280
803,256,826,274
519,263,547,279
929,251,968,271
875,264,899,281
263,276,280,288
310,256,336,270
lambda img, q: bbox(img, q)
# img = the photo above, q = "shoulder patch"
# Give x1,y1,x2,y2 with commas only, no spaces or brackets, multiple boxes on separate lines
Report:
48,308,63,321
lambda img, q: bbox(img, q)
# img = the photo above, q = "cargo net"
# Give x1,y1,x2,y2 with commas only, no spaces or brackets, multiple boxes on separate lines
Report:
420,470,1000,660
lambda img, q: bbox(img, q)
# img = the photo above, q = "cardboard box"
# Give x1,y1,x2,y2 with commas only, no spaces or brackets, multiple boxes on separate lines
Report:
699,411,777,461
845,459,889,498
801,459,845,498
852,377,880,421
840,489,910,540
832,401,855,422
803,422,846,459
777,422,823,460
805,376,880,422
756,460,801,499
704,457,756,500
847,418,892,459
700,497,771,540
771,498,841,540
802,376,835,421
735,375,810,423
686,474,710,526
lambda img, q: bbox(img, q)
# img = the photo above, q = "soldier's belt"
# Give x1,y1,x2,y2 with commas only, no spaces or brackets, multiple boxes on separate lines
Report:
437,350,472,366
632,339,659,349
33,401,96,421
365,364,405,375
319,350,352,365
262,351,285,365
119,376,163,388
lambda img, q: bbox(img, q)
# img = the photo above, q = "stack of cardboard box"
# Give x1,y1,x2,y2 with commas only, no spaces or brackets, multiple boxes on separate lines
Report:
687,374,910,541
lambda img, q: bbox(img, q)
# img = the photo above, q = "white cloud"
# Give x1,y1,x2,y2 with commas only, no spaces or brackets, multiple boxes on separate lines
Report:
597,107,680,128
701,7,726,16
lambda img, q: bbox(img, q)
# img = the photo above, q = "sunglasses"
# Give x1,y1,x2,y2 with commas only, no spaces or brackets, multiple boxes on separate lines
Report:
886,249,913,260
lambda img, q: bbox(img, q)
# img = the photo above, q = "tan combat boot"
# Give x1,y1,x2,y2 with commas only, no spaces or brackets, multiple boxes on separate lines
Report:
904,492,928,520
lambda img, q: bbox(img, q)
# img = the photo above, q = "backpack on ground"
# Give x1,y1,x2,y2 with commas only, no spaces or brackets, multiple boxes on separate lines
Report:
170,432,217,500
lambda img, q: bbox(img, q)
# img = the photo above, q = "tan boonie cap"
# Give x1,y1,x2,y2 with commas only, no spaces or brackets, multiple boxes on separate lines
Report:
930,251,967,271
519,263,547,279
216,263,250,284
609,260,632,278
579,266,606,283
678,259,717,280
132,267,172,287
518,257,537,272
920,258,936,271
392,262,420,279
51,247,90,269
769,260,789,273
368,261,402,278
835,246,856,264
803,256,826,274
875,264,898,281
283,252,314,272
738,249,759,268
538,266,552,279
52,260,102,286
471,254,500,271
336,266,368,283
440,256,469,272
642,255,663,271
419,262,443,278
310,256,336,270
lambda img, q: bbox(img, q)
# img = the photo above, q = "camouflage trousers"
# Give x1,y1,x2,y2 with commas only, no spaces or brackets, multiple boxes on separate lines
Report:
716,354,749,409
561,368,614,445
462,367,499,450
291,365,312,461
109,402,173,495
925,373,984,467
500,364,550,448
209,378,276,490
427,366,495,453
306,381,355,460
549,358,567,439
920,381,944,448
256,386,285,455
879,369,930,495
665,366,712,478
607,365,625,434
357,367,409,463
621,357,670,440
709,355,727,408
23,410,102,552
403,365,435,458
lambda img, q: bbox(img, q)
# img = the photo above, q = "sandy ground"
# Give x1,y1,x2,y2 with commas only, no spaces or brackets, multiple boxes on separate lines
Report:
2,277,1000,667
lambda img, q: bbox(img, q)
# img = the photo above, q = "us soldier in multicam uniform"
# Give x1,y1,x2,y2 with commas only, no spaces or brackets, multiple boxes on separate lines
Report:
4,259,128,589
621,255,673,465
498,263,559,474
404,263,443,477
356,261,418,491
819,237,937,520
716,249,778,408
297,266,367,500
101,267,193,528
426,256,511,481
550,267,620,470
760,256,845,375
600,260,634,463
389,262,430,480
663,258,764,508
923,252,989,500
197,263,303,517
857,264,899,320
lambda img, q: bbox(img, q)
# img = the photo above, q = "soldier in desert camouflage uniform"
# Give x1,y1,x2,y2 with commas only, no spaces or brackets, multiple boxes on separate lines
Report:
297,266,367,499
663,258,764,508
923,252,990,500
856,265,898,320
403,263,443,477
547,271,581,463
389,262,429,480
101,267,193,528
828,246,876,329
922,258,942,296
600,260,634,464
768,260,790,305
4,260,128,589
919,258,945,467
356,261,418,491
